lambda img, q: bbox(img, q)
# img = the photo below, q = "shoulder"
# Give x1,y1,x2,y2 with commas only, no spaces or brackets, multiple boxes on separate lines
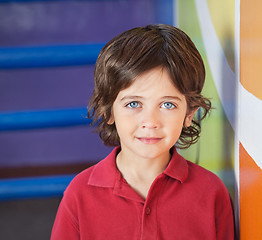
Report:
186,160,218,179
71,165,95,185
63,165,96,198
185,160,230,196
181,159,233,218
65,147,119,195
183,160,235,237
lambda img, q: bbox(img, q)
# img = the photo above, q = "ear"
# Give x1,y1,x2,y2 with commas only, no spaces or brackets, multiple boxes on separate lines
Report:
184,107,199,127
106,111,115,125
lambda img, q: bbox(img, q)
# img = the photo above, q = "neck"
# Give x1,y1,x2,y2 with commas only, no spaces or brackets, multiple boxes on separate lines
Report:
116,148,171,199
116,149,171,183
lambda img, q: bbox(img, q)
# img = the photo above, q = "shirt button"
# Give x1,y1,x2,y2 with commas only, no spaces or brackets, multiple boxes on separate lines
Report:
145,207,151,215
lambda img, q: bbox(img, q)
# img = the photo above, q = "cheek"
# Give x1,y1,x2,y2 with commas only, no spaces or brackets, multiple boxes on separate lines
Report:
113,111,132,129
165,111,186,124
164,115,185,133
114,106,137,122
169,125,183,135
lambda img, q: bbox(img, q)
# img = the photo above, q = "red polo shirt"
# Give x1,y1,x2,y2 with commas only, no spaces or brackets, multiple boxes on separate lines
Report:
51,147,235,239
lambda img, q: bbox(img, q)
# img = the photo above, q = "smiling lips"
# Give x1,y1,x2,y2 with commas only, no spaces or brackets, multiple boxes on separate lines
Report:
137,137,162,144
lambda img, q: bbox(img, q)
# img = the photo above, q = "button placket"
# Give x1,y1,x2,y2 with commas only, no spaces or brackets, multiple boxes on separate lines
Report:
145,207,151,215
140,175,165,239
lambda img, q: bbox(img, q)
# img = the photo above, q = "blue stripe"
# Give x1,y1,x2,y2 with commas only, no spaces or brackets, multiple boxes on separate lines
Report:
0,43,105,69
0,175,75,201
0,107,94,131
153,0,174,25
0,0,112,2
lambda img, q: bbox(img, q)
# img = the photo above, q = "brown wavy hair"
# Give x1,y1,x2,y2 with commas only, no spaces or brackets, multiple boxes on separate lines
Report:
88,24,211,149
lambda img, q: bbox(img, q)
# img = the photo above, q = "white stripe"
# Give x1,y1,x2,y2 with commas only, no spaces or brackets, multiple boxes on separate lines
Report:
239,86,262,169
195,0,262,169
195,0,236,131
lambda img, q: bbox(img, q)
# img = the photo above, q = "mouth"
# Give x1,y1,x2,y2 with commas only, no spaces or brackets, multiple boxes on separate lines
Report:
136,137,162,144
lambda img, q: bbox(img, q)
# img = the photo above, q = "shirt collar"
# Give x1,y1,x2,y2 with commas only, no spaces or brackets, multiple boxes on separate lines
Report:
88,147,120,188
163,148,188,183
88,146,189,187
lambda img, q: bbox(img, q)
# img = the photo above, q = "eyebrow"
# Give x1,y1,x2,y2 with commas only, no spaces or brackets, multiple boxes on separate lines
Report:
120,95,182,101
161,96,182,101
120,96,143,101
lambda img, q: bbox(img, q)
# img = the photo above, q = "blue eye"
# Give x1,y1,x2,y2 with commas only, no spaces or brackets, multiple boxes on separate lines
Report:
127,101,140,108
162,102,175,109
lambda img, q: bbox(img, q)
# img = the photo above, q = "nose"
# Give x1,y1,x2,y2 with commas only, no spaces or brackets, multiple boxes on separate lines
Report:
141,108,160,129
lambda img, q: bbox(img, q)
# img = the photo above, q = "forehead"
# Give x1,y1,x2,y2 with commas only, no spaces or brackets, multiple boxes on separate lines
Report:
117,67,185,99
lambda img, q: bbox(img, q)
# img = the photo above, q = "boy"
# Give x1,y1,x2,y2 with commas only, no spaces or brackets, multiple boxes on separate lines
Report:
51,24,235,239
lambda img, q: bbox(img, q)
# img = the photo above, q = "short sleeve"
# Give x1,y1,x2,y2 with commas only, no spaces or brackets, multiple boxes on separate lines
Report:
215,186,236,240
51,188,80,240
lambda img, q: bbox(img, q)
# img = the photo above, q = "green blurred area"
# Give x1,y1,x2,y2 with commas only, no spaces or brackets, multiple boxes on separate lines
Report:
176,0,235,197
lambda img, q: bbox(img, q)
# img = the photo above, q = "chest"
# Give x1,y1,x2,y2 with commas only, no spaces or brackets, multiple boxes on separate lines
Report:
77,179,216,240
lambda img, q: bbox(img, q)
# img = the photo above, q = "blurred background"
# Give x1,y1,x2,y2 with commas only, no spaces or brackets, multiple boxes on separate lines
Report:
0,0,175,239
3,0,262,239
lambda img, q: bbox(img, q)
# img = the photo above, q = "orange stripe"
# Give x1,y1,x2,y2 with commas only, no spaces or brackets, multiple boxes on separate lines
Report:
240,0,262,100
239,143,262,239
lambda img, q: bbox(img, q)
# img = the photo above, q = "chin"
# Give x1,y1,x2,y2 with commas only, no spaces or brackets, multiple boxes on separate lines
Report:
137,148,168,160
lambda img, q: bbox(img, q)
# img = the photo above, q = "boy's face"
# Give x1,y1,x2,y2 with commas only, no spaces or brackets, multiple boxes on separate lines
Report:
108,67,196,161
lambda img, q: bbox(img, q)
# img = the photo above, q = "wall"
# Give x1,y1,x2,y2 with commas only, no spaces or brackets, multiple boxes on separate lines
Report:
2,0,262,238
239,0,262,238
177,0,262,239
0,0,158,173
176,0,236,196
0,0,173,181
0,1,175,239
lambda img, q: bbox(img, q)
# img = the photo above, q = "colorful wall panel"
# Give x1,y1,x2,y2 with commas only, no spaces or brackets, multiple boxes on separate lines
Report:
239,0,262,238
177,0,262,238
176,0,236,195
